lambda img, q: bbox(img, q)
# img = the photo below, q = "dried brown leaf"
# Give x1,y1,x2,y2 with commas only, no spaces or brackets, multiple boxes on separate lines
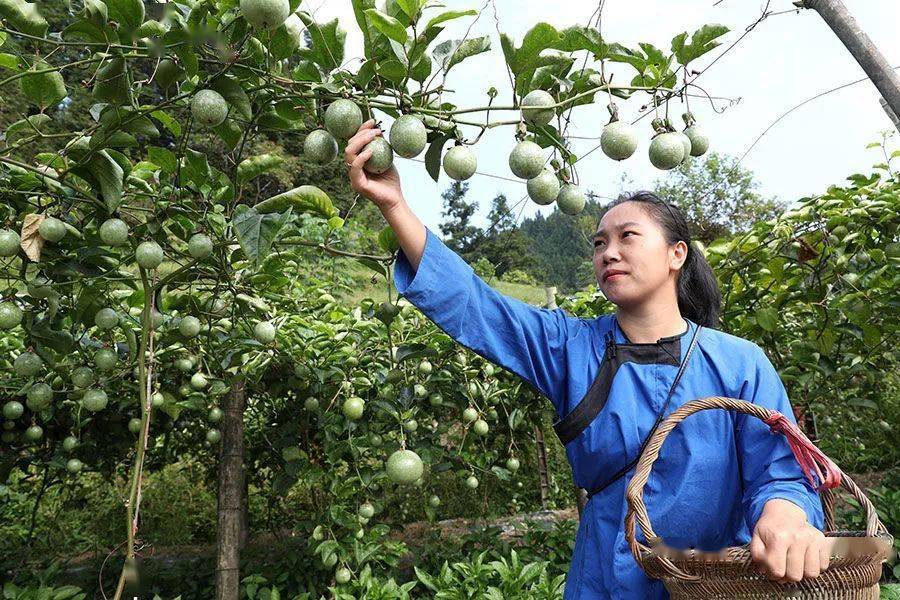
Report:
21,213,45,262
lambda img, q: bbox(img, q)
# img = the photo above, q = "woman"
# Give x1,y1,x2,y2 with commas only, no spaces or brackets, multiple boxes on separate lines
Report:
344,119,832,599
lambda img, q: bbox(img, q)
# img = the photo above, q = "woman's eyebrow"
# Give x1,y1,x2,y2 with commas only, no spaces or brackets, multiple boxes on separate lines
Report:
593,221,641,239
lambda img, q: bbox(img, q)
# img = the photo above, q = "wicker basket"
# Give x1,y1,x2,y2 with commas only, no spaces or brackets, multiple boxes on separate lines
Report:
624,396,895,599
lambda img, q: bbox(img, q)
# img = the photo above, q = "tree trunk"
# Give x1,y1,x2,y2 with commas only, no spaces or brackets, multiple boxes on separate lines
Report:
797,0,900,120
216,379,246,600
534,424,550,510
239,475,250,550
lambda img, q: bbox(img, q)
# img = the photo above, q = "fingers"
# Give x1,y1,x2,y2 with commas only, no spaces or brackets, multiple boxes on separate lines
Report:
348,147,373,192
344,119,379,159
819,536,832,572
783,539,806,582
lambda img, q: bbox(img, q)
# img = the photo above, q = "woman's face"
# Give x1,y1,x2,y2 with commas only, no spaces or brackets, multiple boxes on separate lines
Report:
592,202,687,309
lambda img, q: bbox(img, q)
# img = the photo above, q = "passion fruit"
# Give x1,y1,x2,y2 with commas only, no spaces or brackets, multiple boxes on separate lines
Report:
508,140,545,179
648,133,685,170
303,128,338,164
363,137,393,175
684,124,709,157
324,99,363,140
191,89,229,128
389,115,427,159
556,184,586,215
0,229,20,256
443,145,477,181
81,388,109,412
38,217,66,242
386,449,424,484
521,90,555,125
527,169,560,205
240,0,289,30
0,302,23,330
99,218,129,246
188,233,213,259
135,241,164,269
14,352,43,377
600,121,638,161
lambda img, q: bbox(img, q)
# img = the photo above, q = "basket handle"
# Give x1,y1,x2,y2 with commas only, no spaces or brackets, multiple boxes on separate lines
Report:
623,396,889,582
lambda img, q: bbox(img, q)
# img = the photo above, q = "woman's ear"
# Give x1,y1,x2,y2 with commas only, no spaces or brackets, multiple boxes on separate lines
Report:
670,240,689,270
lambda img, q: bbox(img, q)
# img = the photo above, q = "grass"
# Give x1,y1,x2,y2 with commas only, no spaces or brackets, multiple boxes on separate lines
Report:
335,259,552,308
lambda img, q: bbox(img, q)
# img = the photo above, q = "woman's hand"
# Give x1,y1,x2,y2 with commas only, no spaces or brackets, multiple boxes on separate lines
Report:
750,498,832,583
345,118,405,213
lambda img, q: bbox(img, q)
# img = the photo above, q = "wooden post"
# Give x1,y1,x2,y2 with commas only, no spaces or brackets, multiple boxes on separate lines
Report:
216,379,246,600
534,423,550,510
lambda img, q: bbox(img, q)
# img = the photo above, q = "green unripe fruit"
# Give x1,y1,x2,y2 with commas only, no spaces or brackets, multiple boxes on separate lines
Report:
413,384,427,398
675,132,692,164
527,169,560,205
473,419,489,436
878,420,891,432
253,321,276,344
190,372,208,390
26,382,53,411
403,419,418,432
66,458,83,473
429,495,441,507
128,418,142,434
62,436,79,452
175,357,194,372
355,528,364,539
95,307,119,330
178,383,192,397
179,316,201,338
82,388,108,412
417,360,433,375
0,303,23,329
25,425,43,442
334,567,352,584
521,89,555,125
322,553,337,568
188,233,213,259
208,407,224,423
206,428,221,443
557,184,586,215
3,400,24,420
324,99,363,140
443,145,477,181
342,396,365,420
303,129,338,164
27,277,53,299
135,241,164,269
191,89,229,127
38,217,67,242
465,475,479,489
152,392,165,408
467,381,479,397
358,502,375,519
389,115,427,158
240,0,289,29
363,136,393,175
99,219,129,246
462,407,478,423
506,457,520,472
684,124,709,157
94,348,118,372
370,433,383,446
648,133,685,170
386,449,423,484
0,229,20,256
304,397,318,411
483,364,495,377
14,352,42,377
600,121,639,160
508,140,545,179
153,58,184,90
488,408,498,421
428,393,443,407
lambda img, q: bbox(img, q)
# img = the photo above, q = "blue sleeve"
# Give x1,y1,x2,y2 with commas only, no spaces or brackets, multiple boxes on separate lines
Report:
735,344,826,533
393,226,580,412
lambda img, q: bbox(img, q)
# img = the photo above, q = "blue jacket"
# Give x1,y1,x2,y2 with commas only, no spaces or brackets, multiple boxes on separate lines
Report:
394,227,825,599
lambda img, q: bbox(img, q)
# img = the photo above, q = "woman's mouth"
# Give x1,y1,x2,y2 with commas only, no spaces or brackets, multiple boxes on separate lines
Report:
604,271,627,282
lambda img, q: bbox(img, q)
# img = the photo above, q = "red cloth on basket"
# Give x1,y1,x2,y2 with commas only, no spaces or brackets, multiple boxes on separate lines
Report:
764,411,842,492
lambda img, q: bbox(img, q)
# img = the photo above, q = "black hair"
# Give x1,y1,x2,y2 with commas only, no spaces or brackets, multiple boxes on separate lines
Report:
598,190,722,329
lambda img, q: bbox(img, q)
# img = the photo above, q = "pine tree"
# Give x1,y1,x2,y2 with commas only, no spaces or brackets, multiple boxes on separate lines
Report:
439,181,480,254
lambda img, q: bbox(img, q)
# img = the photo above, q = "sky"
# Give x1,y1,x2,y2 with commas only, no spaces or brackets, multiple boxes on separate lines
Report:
307,0,900,233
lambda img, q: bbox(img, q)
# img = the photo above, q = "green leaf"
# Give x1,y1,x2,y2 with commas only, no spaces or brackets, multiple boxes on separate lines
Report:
209,75,252,121
255,185,336,218
237,154,285,185
755,307,777,332
183,148,210,187
355,257,387,278
213,119,243,150
672,24,729,66
5,113,51,146
20,60,66,108
0,0,48,37
0,52,22,71
446,36,490,71
148,146,177,173
395,343,438,363
424,133,452,183
232,205,290,266
296,14,346,72
364,8,407,44
105,0,144,31
68,148,125,212
377,226,399,253
92,56,132,105
350,0,377,59
151,109,181,136
425,9,476,30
